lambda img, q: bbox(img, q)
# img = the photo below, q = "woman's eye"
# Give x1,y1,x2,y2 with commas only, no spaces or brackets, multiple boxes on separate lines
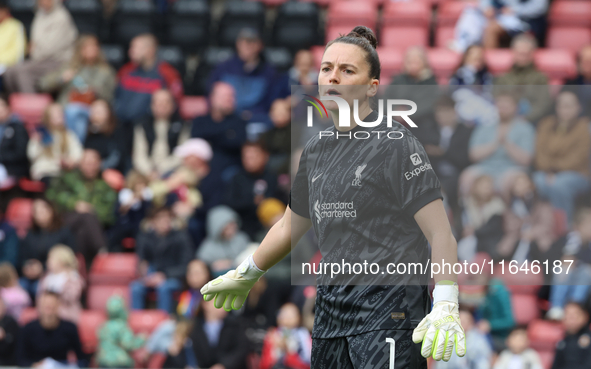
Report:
344,69,353,74
321,67,330,72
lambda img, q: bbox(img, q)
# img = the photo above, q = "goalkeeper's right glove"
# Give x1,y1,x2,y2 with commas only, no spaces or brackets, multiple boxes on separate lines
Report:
200,254,266,311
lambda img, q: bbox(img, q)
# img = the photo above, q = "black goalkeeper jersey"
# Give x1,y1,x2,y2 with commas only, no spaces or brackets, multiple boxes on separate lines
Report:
290,111,443,339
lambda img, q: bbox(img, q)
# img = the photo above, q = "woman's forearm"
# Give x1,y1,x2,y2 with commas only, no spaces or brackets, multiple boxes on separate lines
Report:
253,216,293,271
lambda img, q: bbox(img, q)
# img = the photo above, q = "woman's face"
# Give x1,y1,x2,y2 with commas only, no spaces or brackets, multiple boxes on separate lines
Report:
47,105,64,130
81,38,100,64
465,46,484,70
404,49,426,78
89,100,110,129
33,199,53,229
186,260,209,289
556,91,581,123
318,43,377,112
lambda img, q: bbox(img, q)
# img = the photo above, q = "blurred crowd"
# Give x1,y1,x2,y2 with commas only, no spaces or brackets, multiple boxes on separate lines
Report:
0,0,591,368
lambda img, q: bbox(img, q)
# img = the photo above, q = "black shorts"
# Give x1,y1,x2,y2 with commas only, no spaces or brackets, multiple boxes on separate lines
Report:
311,329,427,369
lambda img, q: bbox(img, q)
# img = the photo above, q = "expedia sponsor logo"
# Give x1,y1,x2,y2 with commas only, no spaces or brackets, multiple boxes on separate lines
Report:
314,200,357,223
404,163,433,181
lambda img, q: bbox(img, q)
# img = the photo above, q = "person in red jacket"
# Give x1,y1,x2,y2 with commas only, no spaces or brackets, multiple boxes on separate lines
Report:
260,303,311,369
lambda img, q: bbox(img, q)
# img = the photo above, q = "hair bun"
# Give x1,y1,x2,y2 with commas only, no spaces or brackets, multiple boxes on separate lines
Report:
347,26,378,49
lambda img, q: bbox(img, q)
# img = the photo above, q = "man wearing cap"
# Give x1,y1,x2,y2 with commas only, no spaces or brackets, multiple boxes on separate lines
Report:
208,27,288,120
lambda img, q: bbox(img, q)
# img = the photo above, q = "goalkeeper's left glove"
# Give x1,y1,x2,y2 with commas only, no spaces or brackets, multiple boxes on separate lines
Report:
412,281,466,361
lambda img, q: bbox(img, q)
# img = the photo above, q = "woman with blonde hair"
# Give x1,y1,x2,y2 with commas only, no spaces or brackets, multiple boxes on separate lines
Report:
39,34,117,142
37,244,84,322
27,103,83,182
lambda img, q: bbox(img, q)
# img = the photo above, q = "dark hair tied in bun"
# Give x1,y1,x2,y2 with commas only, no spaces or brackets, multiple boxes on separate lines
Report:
326,25,381,80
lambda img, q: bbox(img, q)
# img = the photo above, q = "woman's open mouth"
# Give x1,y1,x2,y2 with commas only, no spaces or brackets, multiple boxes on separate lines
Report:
325,88,342,96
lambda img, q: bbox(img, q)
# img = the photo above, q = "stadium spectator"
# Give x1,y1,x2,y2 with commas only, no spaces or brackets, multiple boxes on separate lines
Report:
96,295,145,368
37,245,83,323
224,141,279,239
0,262,30,320
3,0,77,94
190,299,249,369
197,205,250,276
19,198,76,300
547,207,591,320
450,45,493,88
209,27,286,119
262,98,291,175
0,97,29,182
533,90,590,222
494,34,551,124
0,0,26,92
177,259,210,318
0,297,19,366
130,206,193,313
477,278,515,349
434,309,492,369
192,82,247,192
457,175,505,261
108,170,152,252
114,34,183,126
461,92,535,198
162,320,196,369
27,103,83,182
46,149,116,266
260,302,312,369
133,89,190,179
256,198,286,243
0,219,18,269
551,302,591,369
422,95,473,213
385,47,439,131
564,45,591,116
39,35,116,143
493,326,543,369
481,0,549,49
289,50,317,86
84,99,123,171
16,291,86,367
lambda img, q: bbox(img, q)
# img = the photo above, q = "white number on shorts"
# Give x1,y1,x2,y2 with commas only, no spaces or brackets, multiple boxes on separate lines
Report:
386,338,396,369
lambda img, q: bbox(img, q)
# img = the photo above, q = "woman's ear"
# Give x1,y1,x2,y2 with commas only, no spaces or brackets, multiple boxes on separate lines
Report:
367,79,379,98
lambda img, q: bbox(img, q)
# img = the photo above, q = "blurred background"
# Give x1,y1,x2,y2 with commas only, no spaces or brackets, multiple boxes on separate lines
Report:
1,0,591,368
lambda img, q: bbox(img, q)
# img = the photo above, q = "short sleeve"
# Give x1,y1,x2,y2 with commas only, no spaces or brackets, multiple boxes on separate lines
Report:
289,149,310,219
385,132,443,217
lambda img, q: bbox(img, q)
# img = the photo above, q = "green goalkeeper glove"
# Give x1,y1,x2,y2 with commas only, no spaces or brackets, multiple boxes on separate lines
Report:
200,254,266,311
412,281,466,361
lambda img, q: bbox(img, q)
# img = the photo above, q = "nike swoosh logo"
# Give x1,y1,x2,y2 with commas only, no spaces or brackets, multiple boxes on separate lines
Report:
312,173,322,182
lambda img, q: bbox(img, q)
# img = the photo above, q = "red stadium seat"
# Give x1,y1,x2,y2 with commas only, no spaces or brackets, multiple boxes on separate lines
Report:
311,45,325,69
18,307,38,326
553,209,569,238
549,1,591,27
512,294,540,325
535,49,577,80
437,1,477,27
327,1,378,30
179,96,208,121
434,26,455,48
528,320,564,351
537,350,555,369
78,310,107,354
376,47,403,82
147,353,167,369
89,253,138,286
5,198,33,238
128,310,169,335
380,26,429,49
325,24,357,44
18,178,45,193
87,285,130,312
484,49,514,75
382,1,431,28
9,93,52,127
427,48,461,79
547,27,591,55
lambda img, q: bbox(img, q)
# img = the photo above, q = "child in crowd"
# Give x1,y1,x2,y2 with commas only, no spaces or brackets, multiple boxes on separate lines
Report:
0,263,30,319
96,295,145,368
37,245,84,323
260,303,312,369
493,327,543,369
196,205,250,276
552,302,591,369
177,259,211,318
83,99,122,171
109,170,153,251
